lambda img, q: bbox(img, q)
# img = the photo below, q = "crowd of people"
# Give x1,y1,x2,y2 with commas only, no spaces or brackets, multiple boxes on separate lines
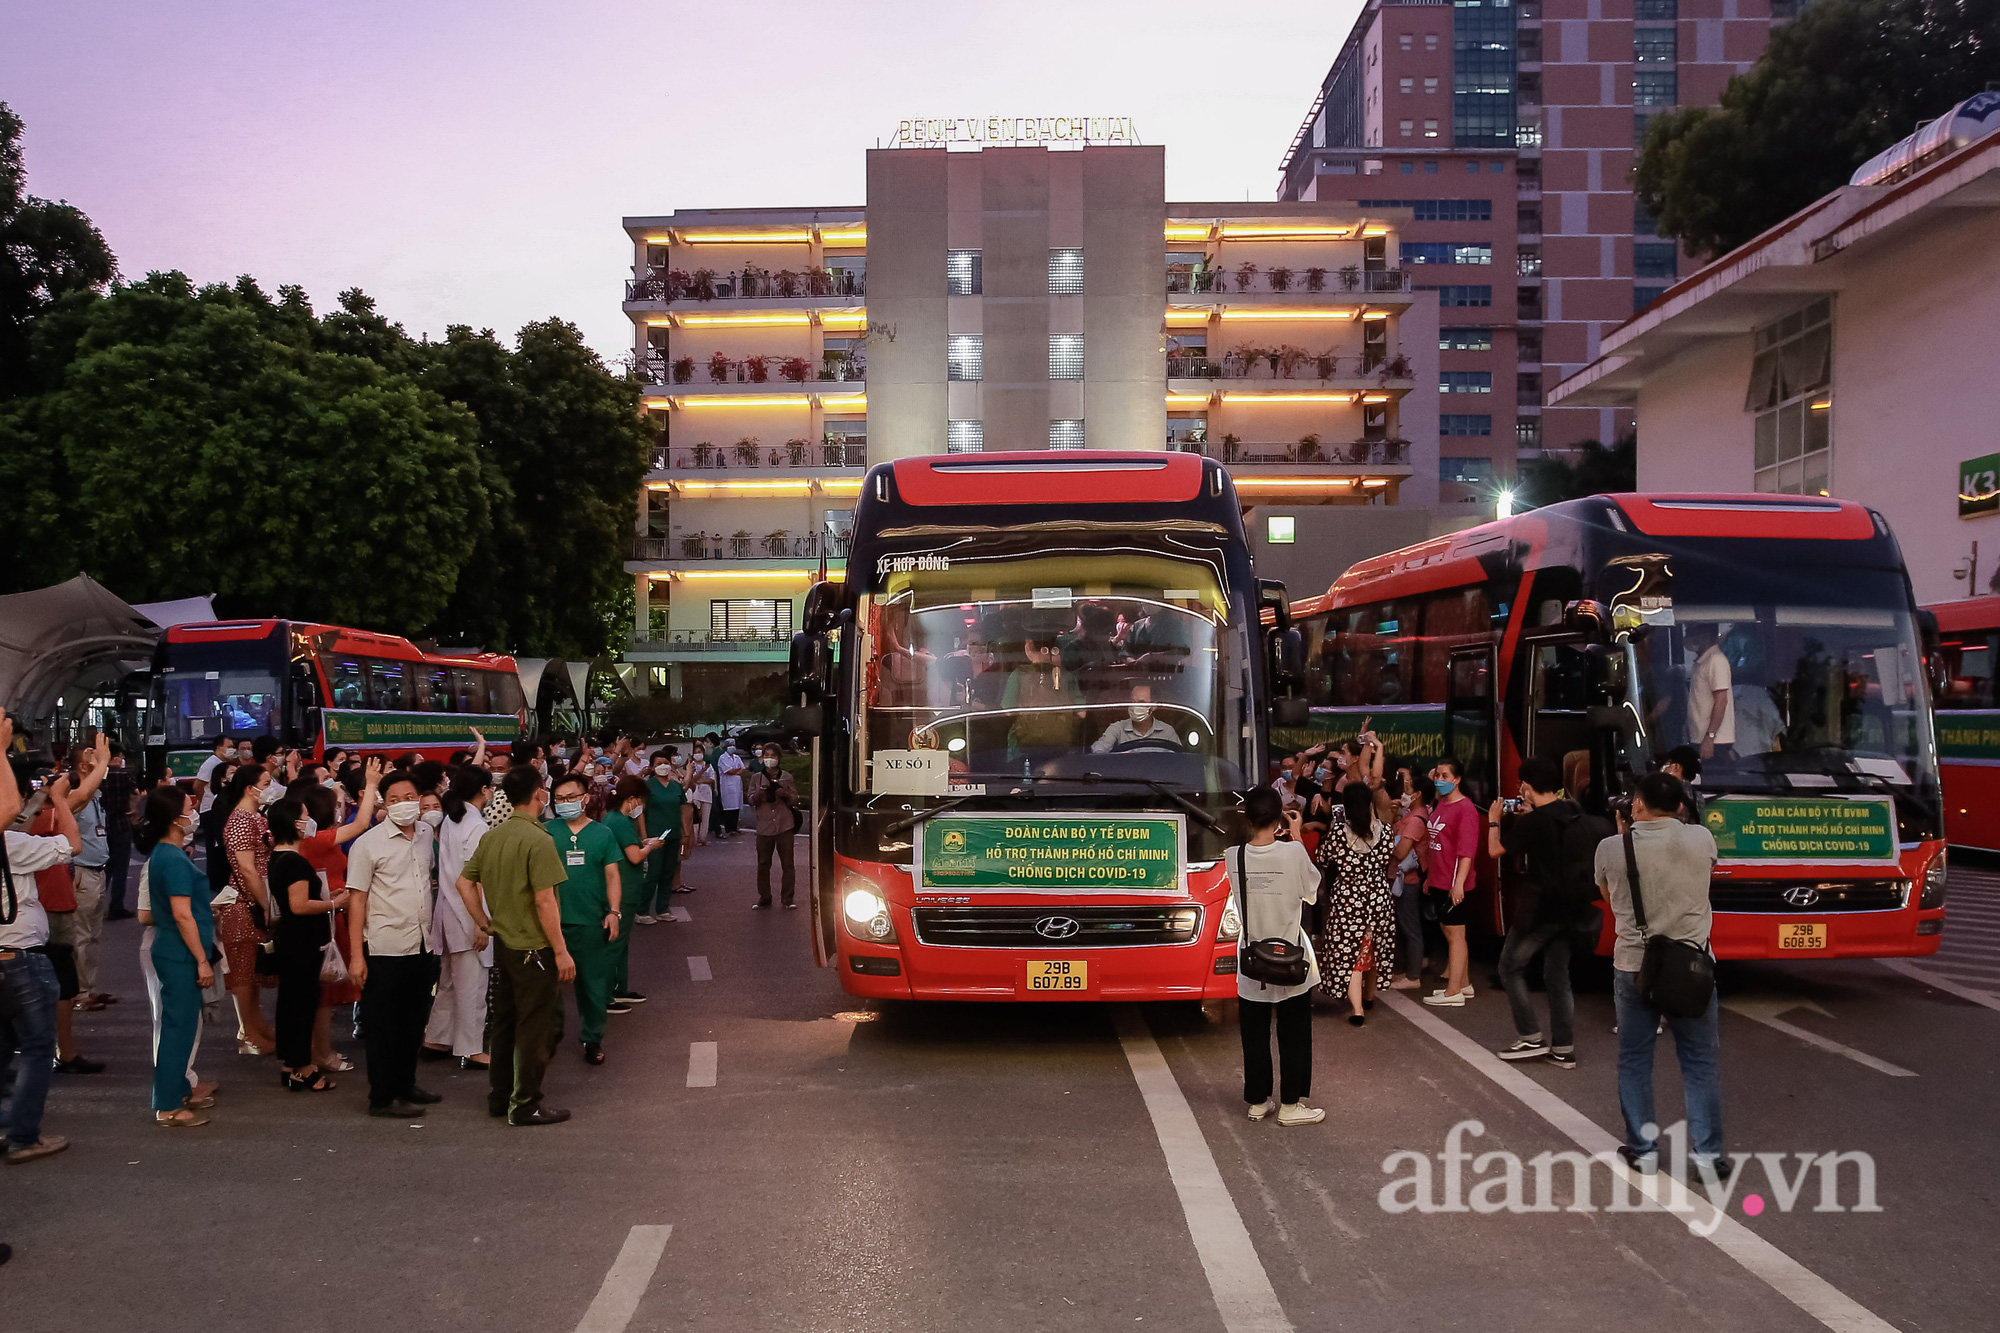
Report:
0,722,798,1174
1239,727,1728,1178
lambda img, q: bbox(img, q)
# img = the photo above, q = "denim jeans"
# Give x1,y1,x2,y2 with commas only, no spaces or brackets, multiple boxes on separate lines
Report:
1498,907,1590,1049
0,950,62,1150
1613,967,1724,1161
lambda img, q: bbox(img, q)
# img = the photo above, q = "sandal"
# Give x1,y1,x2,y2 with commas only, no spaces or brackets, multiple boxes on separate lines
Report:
283,1067,337,1093
317,1055,354,1073
184,1094,217,1110
156,1110,209,1128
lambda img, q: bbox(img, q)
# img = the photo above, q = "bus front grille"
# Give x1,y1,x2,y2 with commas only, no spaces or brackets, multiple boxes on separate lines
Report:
1708,880,1910,913
911,905,1202,948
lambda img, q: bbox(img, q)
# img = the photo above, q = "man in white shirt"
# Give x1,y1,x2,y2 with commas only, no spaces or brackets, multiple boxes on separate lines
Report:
192,735,230,815
2,729,80,1164
1090,685,1184,753
346,772,439,1118
1684,624,1736,760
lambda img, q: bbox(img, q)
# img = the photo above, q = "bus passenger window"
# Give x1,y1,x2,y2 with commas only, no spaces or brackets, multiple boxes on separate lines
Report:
417,668,451,712
330,658,368,708
451,668,489,714
369,659,408,711
487,671,526,716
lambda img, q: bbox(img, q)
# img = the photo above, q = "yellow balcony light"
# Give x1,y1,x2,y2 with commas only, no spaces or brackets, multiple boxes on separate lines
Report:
674,228,815,244
1164,223,1215,241
1361,393,1391,403
1165,393,1213,406
816,310,870,329
1164,309,1214,327
1221,391,1356,404
676,312,813,328
818,478,865,496
817,225,868,245
818,395,868,411
1361,479,1389,488
1233,477,1366,492
1360,226,1389,237
672,479,814,495
1218,224,1352,240
672,569,820,583
673,395,814,409
1216,307,1358,321
1360,310,1390,321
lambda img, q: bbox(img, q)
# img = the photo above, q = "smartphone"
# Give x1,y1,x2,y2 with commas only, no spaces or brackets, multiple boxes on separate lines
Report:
1502,797,1525,815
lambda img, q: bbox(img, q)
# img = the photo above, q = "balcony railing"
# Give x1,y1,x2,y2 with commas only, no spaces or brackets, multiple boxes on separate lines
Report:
1168,352,1414,381
1173,439,1412,467
629,630,794,653
1167,267,1409,296
625,267,865,302
633,532,853,562
657,442,866,471
635,353,865,388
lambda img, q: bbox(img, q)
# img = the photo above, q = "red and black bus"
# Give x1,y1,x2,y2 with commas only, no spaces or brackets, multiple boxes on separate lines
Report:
154,620,527,779
1291,493,1947,961
784,451,1296,1001
1924,595,2000,851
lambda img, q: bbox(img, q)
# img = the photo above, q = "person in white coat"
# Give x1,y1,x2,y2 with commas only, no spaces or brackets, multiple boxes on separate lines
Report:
423,767,492,1068
715,742,746,837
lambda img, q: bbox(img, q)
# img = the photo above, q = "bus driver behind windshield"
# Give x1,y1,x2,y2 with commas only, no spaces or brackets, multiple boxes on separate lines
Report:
1090,684,1182,752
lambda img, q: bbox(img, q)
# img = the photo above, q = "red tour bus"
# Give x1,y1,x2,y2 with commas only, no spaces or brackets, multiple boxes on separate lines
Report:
1289,493,1947,960
1923,595,2000,851
153,620,527,779
783,451,1297,1000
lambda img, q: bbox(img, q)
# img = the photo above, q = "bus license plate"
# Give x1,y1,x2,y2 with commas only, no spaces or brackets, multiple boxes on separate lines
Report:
1778,923,1828,951
1025,960,1088,991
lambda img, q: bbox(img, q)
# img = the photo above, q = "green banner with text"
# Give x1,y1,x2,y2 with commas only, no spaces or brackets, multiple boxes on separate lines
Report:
1270,704,1448,763
919,814,1183,890
1702,796,1898,864
1936,709,2000,763
321,709,521,749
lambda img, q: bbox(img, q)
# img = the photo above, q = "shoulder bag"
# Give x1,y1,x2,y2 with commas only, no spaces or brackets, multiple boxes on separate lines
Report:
1623,828,1715,1018
1234,846,1311,988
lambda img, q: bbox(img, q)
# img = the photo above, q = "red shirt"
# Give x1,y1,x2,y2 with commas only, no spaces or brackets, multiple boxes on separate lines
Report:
1425,797,1481,892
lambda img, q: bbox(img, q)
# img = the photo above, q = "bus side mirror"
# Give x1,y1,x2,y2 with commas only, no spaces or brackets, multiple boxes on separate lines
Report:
803,580,843,635
789,632,830,703
1915,608,1947,699
1272,696,1310,728
1563,599,1607,639
782,703,824,738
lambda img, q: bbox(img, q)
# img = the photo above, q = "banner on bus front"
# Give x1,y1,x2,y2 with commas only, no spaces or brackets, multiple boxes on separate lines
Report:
1935,708,2000,765
1703,796,1898,865
918,814,1184,891
1272,704,1447,762
320,709,522,749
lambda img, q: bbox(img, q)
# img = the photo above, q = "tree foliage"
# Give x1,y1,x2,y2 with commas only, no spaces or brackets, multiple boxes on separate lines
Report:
1635,0,2000,257
1517,435,1638,510
0,102,116,397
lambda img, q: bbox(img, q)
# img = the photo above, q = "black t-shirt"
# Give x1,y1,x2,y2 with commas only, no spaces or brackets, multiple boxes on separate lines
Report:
268,848,330,949
1498,799,1576,921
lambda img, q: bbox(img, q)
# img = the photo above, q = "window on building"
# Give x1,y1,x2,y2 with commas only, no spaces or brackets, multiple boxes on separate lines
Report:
1267,516,1297,545
1360,198,1493,221
1441,415,1495,437
710,598,794,642
1425,160,1439,174
1440,326,1494,351
1635,28,1676,63
1048,334,1084,380
1402,161,1415,173
1453,0,1516,147
1516,416,1542,449
1425,284,1494,307
947,249,982,296
1633,203,1659,236
1425,33,1438,49
1633,241,1678,280
1634,0,1677,18
1516,121,1543,148
1634,285,1668,312
1425,77,1439,94
1048,248,1084,295
947,334,983,381
1749,298,1833,496
1517,328,1542,361
824,418,866,459
1049,419,1085,450
646,244,668,269
1490,161,1505,174
1400,77,1414,93
1402,242,1493,265
1441,371,1493,394
1634,71,1677,106
1518,247,1542,276
1400,119,1414,138
1424,119,1440,138
1441,455,1496,483
947,420,984,453
1400,33,1413,49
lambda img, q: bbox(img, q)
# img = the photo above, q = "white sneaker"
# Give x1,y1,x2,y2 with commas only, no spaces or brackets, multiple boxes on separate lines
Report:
1247,1099,1276,1122
634,915,658,926
1277,1102,1326,1126
1422,989,1468,1007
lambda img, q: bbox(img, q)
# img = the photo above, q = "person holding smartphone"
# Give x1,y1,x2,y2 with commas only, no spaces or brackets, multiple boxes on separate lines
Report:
136,785,215,1129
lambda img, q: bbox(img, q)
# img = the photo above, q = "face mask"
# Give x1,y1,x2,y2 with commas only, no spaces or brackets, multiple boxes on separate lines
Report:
763,757,779,769
177,813,197,838
322,777,338,789
257,782,283,805
420,808,444,828
625,802,644,819
1129,707,1154,726
298,816,318,838
386,801,421,827
1435,778,1457,797
554,800,583,820
654,764,671,777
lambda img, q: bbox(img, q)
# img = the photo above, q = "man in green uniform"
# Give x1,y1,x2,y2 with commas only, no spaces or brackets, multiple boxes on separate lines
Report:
636,750,688,919
454,766,573,1127
603,777,664,1016
545,772,624,1067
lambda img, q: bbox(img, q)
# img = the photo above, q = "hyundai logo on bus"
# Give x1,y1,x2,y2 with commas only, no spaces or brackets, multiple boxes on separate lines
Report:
1035,916,1082,941
1781,885,1823,907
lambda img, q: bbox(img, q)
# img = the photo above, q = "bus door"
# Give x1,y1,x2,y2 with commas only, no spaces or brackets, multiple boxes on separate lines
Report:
1524,639,1596,783
1445,645,1501,926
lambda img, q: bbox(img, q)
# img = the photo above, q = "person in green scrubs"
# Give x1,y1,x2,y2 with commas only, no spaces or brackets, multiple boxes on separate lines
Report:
636,751,688,922
603,778,663,1016
545,773,624,1067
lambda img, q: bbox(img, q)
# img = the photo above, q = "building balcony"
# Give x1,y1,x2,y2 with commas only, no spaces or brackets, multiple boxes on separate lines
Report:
625,267,865,305
635,353,866,391
1174,438,1413,468
1166,267,1410,298
1167,352,1415,389
624,630,794,663
652,441,867,473
633,532,852,563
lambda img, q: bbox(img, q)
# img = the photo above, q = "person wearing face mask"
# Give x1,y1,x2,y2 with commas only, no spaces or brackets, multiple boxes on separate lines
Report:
267,796,349,1092
546,773,624,1066
684,748,714,848
217,764,280,1055
4,737,86,1157
714,741,746,838
1088,684,1182,752
344,773,442,1118
745,744,800,910
133,784,216,1130
1421,756,1482,1007
297,763,379,1073
601,778,667,1014
484,751,517,828
422,766,495,1069
632,752,687,926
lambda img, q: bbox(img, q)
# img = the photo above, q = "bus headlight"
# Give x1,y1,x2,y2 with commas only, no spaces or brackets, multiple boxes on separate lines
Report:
1217,897,1241,943
1920,851,1948,910
842,882,898,944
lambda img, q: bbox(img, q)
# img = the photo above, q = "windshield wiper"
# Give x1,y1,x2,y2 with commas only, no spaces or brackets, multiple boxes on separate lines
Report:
880,796,976,837
1078,772,1224,831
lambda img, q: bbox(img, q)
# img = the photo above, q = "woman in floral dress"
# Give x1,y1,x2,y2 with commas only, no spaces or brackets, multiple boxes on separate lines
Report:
218,765,280,1053
1312,781,1399,1026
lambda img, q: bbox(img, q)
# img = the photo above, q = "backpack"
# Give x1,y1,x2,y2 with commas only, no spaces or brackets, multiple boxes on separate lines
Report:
1549,803,1614,914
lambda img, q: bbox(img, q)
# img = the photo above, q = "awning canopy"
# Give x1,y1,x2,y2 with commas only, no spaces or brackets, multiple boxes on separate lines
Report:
0,575,166,728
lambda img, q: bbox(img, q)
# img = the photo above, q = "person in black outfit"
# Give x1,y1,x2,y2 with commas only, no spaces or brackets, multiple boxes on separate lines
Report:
266,798,346,1092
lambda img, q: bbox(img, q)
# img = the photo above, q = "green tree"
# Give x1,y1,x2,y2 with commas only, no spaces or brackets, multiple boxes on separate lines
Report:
1636,0,2000,257
0,102,116,399
1516,434,1637,510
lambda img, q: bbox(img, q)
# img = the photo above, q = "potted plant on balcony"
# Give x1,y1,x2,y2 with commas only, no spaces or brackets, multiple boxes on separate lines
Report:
691,268,717,301
1267,266,1293,293
1234,262,1259,293
1297,433,1324,463
672,356,695,384
745,355,770,383
821,434,846,466
779,356,811,383
708,352,731,383
774,269,799,298
730,530,753,559
733,438,761,467
1304,266,1327,293
666,269,690,301
1338,264,1360,292
785,437,809,467
1220,433,1241,464
763,530,790,557
680,532,707,559
1277,344,1310,379
1315,350,1338,380
691,440,714,467
1379,353,1412,382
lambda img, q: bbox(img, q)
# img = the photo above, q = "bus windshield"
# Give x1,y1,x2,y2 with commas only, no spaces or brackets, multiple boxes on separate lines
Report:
161,643,283,745
852,534,1250,797
1609,558,1941,828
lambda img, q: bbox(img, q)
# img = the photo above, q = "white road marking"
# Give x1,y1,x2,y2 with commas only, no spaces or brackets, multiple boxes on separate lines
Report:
1720,996,1917,1076
686,955,712,981
687,1041,717,1088
1113,1006,1294,1333
1380,991,1896,1333
1878,958,2000,1012
668,905,692,923
572,1223,672,1333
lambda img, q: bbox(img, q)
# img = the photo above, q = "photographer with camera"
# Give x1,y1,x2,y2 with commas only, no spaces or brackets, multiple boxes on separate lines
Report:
745,744,799,910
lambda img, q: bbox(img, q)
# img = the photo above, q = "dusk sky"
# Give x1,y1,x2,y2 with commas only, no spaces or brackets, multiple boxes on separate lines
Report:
2,1,1364,361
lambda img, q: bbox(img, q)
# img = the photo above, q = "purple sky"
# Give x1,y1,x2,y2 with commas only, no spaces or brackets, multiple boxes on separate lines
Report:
3,0,1363,359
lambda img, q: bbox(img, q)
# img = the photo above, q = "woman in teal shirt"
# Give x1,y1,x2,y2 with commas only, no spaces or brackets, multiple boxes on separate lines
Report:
139,786,217,1128
635,755,686,923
